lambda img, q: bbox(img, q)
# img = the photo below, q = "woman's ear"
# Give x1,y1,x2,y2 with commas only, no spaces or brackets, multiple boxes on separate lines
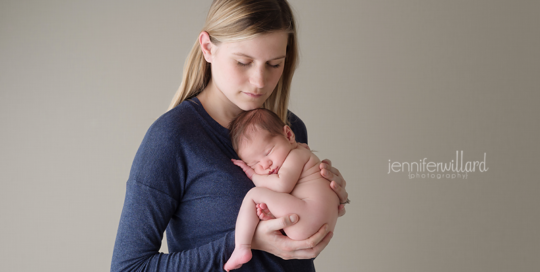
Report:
283,125,296,144
199,31,213,63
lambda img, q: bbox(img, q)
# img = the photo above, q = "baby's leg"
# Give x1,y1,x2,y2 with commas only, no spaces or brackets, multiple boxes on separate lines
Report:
224,188,261,271
224,187,309,271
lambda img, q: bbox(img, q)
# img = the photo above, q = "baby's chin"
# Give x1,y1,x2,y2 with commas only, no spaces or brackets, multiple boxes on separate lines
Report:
254,170,274,175
254,170,267,175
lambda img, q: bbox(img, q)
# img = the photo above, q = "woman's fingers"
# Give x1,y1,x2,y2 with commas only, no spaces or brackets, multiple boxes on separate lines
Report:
261,214,299,232
283,231,333,260
320,159,349,216
291,224,329,250
252,215,332,260
278,224,332,260
337,204,346,217
321,162,344,186
331,180,349,205
300,231,333,258
322,161,348,203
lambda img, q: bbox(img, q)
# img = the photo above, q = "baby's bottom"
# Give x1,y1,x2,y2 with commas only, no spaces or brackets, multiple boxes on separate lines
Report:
224,187,337,271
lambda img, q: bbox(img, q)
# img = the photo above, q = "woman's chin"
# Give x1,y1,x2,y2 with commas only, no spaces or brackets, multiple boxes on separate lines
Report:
239,102,265,112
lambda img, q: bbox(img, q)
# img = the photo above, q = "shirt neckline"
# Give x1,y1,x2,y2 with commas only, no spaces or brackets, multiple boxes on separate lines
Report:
189,96,231,138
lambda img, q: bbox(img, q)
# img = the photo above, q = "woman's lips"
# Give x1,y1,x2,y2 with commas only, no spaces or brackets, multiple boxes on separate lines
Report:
243,92,264,98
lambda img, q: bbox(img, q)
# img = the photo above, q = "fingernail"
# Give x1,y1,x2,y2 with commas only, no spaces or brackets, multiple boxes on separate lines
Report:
289,214,298,223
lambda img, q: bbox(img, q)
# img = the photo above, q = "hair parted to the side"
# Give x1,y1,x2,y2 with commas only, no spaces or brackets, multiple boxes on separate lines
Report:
229,108,287,152
167,0,298,124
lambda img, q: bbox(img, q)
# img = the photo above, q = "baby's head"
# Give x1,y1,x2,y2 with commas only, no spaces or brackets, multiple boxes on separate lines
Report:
230,108,297,175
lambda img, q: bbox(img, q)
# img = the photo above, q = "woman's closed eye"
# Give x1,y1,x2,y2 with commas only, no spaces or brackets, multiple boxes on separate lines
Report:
237,61,281,69
267,63,281,68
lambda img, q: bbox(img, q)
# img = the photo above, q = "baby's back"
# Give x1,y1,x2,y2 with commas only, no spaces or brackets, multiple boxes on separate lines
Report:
283,148,339,240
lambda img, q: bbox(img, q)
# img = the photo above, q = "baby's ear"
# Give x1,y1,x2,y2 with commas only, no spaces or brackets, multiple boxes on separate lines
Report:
283,125,296,143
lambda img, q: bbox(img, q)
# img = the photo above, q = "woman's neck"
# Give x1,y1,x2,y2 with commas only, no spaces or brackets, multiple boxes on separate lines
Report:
197,82,243,128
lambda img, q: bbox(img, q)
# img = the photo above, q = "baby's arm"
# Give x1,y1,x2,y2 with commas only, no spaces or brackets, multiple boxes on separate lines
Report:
253,148,309,193
232,148,310,193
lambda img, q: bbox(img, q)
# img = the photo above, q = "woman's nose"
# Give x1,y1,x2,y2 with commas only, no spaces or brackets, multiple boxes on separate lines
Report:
249,66,266,89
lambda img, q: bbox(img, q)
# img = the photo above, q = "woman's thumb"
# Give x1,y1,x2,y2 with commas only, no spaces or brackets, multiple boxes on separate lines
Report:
285,214,299,226
266,214,299,231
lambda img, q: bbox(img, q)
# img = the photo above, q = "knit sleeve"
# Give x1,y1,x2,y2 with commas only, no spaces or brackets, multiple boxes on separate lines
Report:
111,180,235,272
111,114,235,272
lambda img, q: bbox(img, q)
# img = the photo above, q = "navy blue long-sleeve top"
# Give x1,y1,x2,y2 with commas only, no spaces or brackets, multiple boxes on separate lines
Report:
111,97,314,271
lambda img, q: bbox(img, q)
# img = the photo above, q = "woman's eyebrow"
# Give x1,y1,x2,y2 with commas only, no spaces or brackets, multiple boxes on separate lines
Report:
232,52,286,61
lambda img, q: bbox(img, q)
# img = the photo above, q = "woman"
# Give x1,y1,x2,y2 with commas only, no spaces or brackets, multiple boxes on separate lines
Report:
111,0,349,271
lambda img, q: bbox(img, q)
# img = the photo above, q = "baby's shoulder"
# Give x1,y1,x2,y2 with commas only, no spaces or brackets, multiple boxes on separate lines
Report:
287,146,312,161
287,147,319,170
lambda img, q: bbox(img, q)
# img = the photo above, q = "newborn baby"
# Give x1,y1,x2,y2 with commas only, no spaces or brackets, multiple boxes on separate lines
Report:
224,108,339,271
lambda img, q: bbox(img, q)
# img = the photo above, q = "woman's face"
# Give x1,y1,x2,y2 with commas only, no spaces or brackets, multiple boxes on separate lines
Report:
206,31,288,111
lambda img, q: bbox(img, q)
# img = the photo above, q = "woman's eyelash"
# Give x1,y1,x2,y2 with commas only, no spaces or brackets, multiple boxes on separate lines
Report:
237,62,281,68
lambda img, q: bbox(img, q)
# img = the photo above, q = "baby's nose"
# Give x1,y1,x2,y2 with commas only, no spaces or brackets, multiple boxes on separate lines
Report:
265,160,272,169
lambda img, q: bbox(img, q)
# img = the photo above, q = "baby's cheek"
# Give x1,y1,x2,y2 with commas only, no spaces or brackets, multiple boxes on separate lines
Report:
254,166,264,175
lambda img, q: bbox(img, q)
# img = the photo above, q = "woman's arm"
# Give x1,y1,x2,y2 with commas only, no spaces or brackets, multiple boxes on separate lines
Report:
111,180,235,272
112,115,236,272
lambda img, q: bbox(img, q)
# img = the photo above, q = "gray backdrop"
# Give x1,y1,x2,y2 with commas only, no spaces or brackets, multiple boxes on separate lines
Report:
1,0,538,271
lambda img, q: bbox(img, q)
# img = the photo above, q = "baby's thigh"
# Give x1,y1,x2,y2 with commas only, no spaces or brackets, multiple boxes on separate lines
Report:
247,188,309,219
246,188,320,241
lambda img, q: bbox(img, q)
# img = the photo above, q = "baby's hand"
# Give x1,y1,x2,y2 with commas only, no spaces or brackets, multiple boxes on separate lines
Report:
231,159,254,180
256,203,275,221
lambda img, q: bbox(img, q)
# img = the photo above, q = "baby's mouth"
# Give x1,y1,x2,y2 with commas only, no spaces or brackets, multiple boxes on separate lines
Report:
269,167,279,175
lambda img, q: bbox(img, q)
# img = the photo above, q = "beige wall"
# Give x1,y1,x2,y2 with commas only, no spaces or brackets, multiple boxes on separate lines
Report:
1,0,538,271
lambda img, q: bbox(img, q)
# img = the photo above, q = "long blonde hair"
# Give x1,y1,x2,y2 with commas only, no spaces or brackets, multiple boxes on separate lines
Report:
168,0,298,124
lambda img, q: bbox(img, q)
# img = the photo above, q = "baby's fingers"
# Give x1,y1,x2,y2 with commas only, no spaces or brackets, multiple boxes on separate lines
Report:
231,159,245,166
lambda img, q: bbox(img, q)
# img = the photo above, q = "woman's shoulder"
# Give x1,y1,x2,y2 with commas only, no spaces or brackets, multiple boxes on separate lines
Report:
288,110,308,144
142,99,204,146
151,99,201,131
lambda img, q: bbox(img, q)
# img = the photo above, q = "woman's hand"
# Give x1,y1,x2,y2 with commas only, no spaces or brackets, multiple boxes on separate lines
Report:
251,214,333,260
320,159,349,217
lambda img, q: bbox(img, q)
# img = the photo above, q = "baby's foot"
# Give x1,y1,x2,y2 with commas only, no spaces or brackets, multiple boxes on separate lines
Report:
256,203,275,221
224,245,252,271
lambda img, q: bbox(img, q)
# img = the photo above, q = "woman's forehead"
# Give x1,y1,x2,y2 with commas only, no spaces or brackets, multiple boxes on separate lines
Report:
219,31,288,60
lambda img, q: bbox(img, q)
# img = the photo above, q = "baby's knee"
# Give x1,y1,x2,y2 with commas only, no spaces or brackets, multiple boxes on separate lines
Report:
246,187,271,199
